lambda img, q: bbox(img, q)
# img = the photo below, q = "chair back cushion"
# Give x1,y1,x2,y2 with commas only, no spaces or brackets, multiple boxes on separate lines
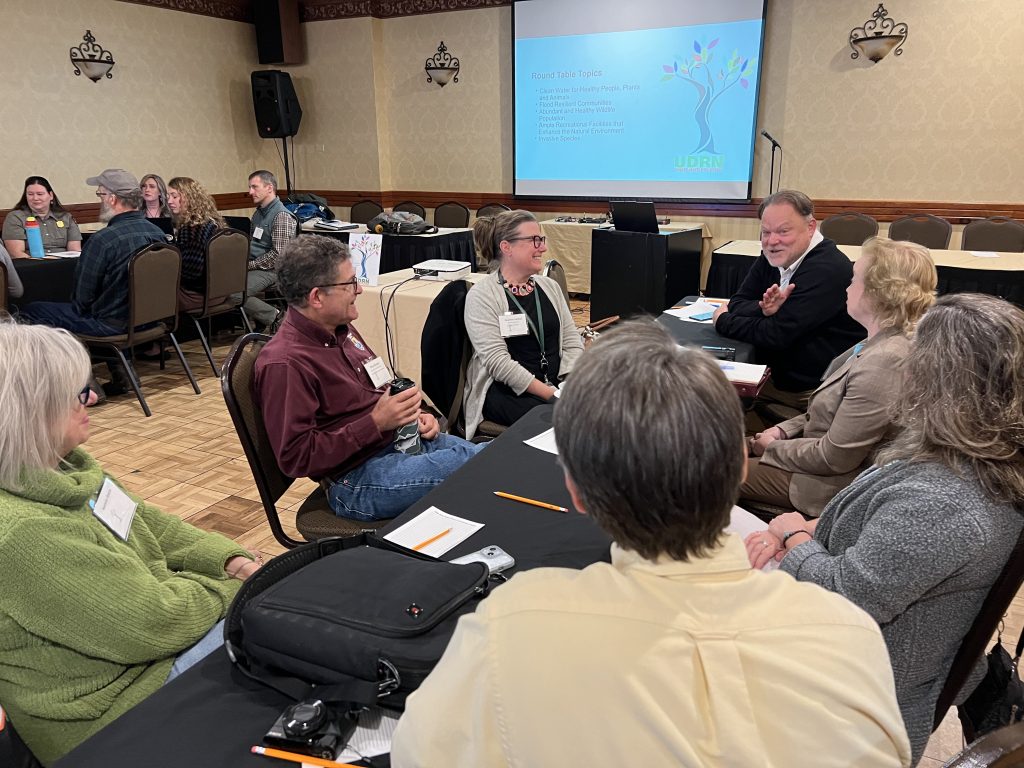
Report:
420,280,471,426
393,201,426,219
221,334,294,506
349,200,383,225
476,203,511,218
129,243,181,329
543,259,570,303
205,229,250,304
962,217,1024,253
889,214,953,250
433,202,470,229
819,213,879,246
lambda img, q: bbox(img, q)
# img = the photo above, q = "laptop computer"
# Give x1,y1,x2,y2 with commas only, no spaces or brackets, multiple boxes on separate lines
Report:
610,200,659,234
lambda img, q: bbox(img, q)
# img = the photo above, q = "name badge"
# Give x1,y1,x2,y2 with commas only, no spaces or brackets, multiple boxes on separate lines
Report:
56,221,65,228
91,477,138,541
364,356,392,388
252,226,264,239
499,312,529,338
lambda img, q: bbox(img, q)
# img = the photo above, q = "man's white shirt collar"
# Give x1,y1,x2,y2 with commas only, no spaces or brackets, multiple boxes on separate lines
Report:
778,229,823,288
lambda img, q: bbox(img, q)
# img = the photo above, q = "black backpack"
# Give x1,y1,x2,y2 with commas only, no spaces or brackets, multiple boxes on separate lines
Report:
366,211,438,235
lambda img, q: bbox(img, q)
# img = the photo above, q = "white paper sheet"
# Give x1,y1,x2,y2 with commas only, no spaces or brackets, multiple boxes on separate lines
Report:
663,300,723,323
970,250,1000,258
304,707,401,766
382,506,483,557
524,427,559,455
725,505,779,572
718,361,768,385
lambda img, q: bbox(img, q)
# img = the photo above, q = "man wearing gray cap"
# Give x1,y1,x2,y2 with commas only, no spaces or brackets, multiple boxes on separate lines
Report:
20,169,165,393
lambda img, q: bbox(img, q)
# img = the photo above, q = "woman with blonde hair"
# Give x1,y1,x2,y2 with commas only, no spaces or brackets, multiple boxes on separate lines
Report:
140,173,170,219
167,176,225,311
464,210,583,438
0,321,259,764
740,237,937,516
749,293,1024,763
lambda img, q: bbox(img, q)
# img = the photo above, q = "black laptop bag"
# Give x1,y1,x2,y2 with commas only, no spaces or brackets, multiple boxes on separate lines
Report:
224,533,490,709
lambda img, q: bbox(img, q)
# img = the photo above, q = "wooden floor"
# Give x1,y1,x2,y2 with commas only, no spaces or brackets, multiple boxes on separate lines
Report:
83,312,1019,766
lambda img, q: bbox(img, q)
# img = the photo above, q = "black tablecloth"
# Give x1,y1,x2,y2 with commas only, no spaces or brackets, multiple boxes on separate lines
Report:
303,229,477,273
707,248,1024,307
11,258,78,306
58,407,609,768
657,297,755,363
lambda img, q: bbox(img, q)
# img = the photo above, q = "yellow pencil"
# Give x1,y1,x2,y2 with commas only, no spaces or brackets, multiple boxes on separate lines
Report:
493,491,568,513
251,744,359,767
412,527,452,551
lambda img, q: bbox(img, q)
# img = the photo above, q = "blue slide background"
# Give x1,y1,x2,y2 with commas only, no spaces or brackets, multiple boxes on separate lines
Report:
515,20,763,184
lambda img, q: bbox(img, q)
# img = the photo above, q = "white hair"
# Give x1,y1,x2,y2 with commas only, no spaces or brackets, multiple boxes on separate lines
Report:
0,320,92,489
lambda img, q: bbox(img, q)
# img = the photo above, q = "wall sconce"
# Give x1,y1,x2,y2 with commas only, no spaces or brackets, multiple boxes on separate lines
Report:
70,30,115,82
849,4,908,63
425,41,460,87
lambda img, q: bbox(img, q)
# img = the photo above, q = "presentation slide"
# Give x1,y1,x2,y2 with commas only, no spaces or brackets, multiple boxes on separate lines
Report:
514,0,766,200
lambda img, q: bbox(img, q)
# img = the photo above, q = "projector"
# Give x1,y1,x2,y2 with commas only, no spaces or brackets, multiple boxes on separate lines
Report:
413,259,472,281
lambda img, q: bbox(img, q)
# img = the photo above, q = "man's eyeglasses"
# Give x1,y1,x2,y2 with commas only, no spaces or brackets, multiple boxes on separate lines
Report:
506,235,547,248
318,277,360,291
78,385,93,406
95,191,113,199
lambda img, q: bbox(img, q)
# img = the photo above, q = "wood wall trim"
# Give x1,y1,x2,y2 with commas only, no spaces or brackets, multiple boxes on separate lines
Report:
116,0,253,22
10,194,1024,227
117,0,510,22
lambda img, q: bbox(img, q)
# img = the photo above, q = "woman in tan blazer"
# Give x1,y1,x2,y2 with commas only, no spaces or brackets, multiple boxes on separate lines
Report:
740,237,937,516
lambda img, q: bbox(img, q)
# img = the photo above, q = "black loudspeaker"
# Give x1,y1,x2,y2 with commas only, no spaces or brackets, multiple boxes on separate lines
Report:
251,70,302,138
254,0,303,65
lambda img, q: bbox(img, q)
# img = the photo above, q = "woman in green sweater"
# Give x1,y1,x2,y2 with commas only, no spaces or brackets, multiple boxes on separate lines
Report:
0,321,260,765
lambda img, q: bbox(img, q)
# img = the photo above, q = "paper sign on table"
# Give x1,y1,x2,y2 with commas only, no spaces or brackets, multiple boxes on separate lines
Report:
350,233,383,286
524,427,559,455
383,506,482,557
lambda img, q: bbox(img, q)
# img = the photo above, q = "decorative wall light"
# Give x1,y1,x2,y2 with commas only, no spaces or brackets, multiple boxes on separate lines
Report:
849,4,908,63
425,41,460,87
70,30,115,82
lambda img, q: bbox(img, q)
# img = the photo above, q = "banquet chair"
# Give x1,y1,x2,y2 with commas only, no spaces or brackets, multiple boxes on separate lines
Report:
0,261,7,314
888,214,953,250
477,203,511,218
420,280,505,441
542,259,571,304
819,212,878,246
393,200,427,219
943,721,1024,767
349,200,383,225
186,228,253,376
75,243,199,417
933,526,1024,741
961,217,1024,253
433,201,471,228
221,333,386,549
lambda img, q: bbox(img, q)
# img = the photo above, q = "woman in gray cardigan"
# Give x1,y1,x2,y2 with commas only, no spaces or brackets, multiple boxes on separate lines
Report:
464,210,583,439
747,293,1024,764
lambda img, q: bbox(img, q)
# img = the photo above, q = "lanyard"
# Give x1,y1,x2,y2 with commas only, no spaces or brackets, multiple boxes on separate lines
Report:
499,273,550,383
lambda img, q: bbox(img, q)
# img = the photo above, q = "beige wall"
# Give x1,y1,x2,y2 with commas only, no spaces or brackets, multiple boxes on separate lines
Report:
4,0,1022,208
0,0,278,206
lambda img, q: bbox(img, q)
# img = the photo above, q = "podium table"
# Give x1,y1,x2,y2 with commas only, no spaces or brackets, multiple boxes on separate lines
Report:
590,228,702,320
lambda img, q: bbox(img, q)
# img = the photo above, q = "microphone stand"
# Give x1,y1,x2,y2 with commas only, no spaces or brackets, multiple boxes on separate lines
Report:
761,130,782,194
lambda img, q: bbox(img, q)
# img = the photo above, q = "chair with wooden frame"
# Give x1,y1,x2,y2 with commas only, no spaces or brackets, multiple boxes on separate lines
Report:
75,243,200,417
0,261,7,315
888,214,953,250
944,721,1024,767
221,333,386,548
476,203,511,218
186,228,253,376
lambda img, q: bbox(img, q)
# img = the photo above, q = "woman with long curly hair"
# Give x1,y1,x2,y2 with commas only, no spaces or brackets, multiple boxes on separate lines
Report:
167,176,225,311
748,293,1024,763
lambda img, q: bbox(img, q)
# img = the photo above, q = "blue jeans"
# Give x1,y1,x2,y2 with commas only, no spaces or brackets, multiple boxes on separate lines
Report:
327,433,483,521
19,301,122,336
165,619,225,683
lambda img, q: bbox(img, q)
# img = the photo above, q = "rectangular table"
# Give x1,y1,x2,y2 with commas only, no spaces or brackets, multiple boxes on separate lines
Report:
707,239,1024,306
657,297,755,363
300,223,477,273
540,219,711,294
357,269,488,390
57,406,611,768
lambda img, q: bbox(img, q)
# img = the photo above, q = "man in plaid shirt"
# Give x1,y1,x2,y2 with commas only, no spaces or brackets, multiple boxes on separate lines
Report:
243,170,297,331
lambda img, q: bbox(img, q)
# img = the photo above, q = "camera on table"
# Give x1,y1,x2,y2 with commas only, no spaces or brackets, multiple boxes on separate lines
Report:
264,699,359,760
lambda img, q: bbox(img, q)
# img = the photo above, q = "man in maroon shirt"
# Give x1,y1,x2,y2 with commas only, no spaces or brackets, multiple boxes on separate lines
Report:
253,235,482,521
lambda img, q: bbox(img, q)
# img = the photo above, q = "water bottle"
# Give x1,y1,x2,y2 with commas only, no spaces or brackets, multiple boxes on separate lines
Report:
389,377,423,455
25,217,45,258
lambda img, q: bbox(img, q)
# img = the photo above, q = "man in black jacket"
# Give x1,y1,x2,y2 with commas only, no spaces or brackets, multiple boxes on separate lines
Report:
712,190,864,425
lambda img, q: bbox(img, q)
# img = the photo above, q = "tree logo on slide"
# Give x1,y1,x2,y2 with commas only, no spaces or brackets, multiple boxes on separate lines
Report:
662,39,754,156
